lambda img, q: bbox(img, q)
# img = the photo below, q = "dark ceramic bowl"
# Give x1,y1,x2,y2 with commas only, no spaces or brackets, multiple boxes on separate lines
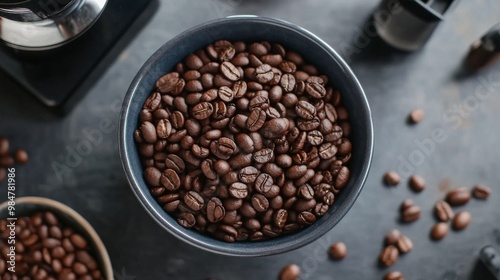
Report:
120,16,373,256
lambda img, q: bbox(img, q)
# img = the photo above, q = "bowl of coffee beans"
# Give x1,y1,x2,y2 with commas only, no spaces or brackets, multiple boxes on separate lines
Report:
120,16,373,256
0,197,113,279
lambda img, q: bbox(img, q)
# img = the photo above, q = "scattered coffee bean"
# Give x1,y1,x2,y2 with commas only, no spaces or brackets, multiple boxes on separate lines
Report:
384,171,401,186
472,184,492,199
385,229,401,246
0,212,104,279
434,201,454,222
279,264,301,280
401,204,420,223
380,245,399,267
329,242,347,260
446,187,471,206
431,222,449,240
396,235,413,254
384,271,405,280
452,211,471,230
135,40,353,242
409,109,425,124
408,175,425,192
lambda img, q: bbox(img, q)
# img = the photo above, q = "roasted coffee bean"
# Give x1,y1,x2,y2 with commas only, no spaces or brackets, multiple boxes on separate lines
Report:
211,137,237,160
156,119,172,139
144,167,161,187
184,191,205,211
431,222,448,240
409,108,425,124
285,165,307,179
380,245,399,267
0,137,8,155
434,201,454,222
446,187,471,206
294,198,316,212
255,64,274,83
260,118,290,139
409,175,425,192
298,184,315,200
229,182,248,199
385,229,401,246
401,205,421,223
157,73,185,94
192,102,214,120
295,100,316,120
246,108,267,131
262,163,282,178
384,271,405,280
396,235,413,253
161,169,181,191
319,143,337,160
472,184,492,199
165,154,185,173
452,211,471,230
253,148,274,164
384,171,401,186
276,154,293,168
255,173,273,194
140,121,157,143
307,130,324,146
251,194,269,212
238,166,259,183
14,149,28,164
207,198,225,223
279,264,301,280
201,159,217,180
220,62,240,81
329,242,347,260
178,212,196,228
298,211,316,225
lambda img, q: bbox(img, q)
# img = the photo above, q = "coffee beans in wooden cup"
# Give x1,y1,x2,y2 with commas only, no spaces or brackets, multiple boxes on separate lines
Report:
135,40,354,242
0,212,105,279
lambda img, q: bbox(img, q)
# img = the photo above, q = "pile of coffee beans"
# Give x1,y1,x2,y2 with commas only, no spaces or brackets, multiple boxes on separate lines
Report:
0,136,28,182
135,40,353,242
0,211,104,279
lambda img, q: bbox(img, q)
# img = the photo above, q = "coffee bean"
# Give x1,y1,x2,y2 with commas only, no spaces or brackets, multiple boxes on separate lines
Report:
251,194,269,212
384,171,401,186
0,137,9,155
260,118,290,139
161,169,181,191
201,159,217,180
140,121,157,144
165,154,185,173
220,61,240,81
178,212,196,228
14,149,28,165
431,222,448,240
144,167,161,187
228,182,248,199
285,165,307,179
380,245,399,267
192,102,214,120
273,209,288,228
298,211,316,225
182,194,204,214
446,187,471,206
246,108,267,131
384,271,404,280
279,264,301,280
307,130,324,146
409,175,425,192
329,242,347,260
396,235,413,253
255,64,274,83
401,205,420,223
452,211,471,230
385,229,401,246
255,173,273,194
253,148,274,164
319,143,337,160
472,184,492,199
206,198,225,223
297,184,315,200
156,73,185,94
409,108,425,124
434,201,454,222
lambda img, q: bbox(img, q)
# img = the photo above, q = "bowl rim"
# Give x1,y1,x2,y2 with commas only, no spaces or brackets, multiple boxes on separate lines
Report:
0,196,114,279
119,15,374,257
